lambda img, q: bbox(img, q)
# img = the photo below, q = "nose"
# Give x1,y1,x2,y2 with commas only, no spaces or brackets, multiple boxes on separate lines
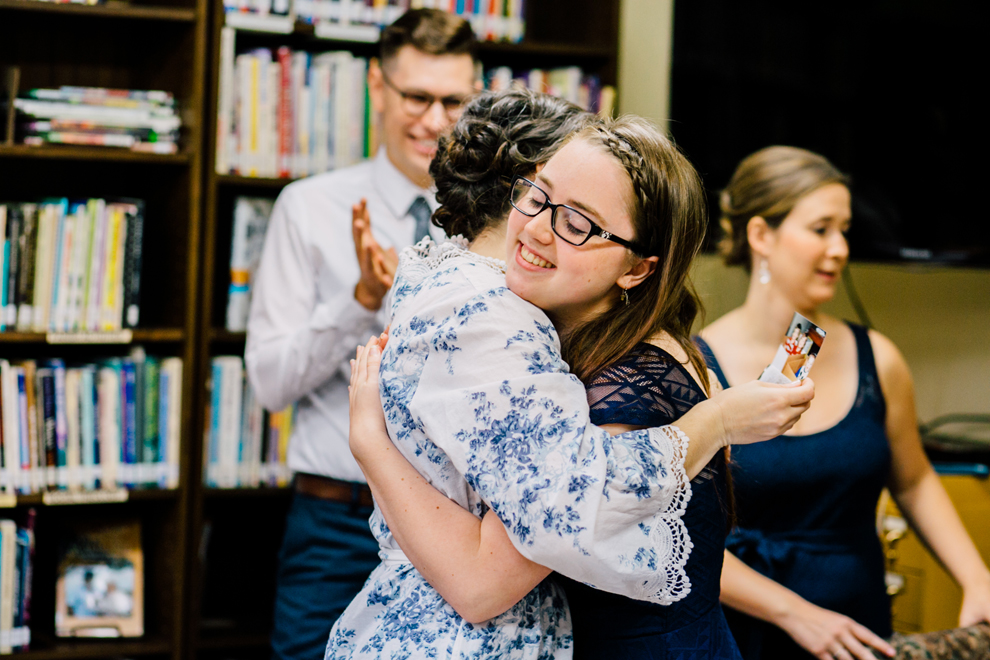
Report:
420,100,449,134
828,229,850,262
525,207,555,245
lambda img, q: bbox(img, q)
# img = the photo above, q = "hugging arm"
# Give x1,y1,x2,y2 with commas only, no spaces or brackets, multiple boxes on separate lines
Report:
349,337,549,623
393,289,812,604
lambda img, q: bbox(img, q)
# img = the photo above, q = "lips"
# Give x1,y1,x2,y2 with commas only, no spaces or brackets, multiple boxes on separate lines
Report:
410,136,438,156
519,244,555,269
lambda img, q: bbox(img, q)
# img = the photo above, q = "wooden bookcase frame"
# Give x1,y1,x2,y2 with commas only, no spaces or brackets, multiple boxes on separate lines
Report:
0,0,207,657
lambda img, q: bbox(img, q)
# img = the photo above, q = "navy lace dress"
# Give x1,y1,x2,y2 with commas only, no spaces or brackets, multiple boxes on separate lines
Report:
697,324,892,660
557,342,743,660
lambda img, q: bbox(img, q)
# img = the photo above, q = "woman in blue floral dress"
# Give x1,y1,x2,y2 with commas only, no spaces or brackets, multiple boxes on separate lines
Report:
327,95,813,660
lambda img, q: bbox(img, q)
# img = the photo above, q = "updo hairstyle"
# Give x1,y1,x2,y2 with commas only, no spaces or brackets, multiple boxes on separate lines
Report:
429,88,592,242
719,146,849,271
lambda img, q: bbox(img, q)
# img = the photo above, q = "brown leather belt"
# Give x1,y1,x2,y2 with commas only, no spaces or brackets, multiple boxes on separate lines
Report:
295,473,374,508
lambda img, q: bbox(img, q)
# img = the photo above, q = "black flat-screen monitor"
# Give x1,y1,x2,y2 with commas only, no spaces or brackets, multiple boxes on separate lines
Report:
670,0,987,266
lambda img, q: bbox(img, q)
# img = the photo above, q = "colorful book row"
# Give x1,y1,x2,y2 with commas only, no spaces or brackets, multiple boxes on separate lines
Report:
226,197,274,333
486,66,615,116
14,87,179,155
0,199,145,334
0,515,33,655
205,356,293,488
0,352,182,494
215,38,374,178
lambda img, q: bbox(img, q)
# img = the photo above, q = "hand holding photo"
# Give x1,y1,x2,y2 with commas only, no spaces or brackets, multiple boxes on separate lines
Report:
758,312,826,384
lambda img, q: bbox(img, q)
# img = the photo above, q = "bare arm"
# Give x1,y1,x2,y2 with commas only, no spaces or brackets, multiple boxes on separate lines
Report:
720,551,894,660
874,331,990,625
349,337,549,624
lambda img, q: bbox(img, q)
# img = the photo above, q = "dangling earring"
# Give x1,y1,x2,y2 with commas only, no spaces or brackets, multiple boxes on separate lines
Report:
758,258,771,285
620,287,630,306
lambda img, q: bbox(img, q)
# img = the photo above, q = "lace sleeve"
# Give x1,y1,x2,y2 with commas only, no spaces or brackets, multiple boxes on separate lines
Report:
587,344,708,428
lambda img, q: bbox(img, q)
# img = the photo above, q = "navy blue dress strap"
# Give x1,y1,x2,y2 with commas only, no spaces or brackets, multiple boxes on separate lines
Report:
694,335,730,390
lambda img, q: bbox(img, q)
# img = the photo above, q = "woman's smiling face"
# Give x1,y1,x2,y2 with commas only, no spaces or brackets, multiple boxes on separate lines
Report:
504,138,640,330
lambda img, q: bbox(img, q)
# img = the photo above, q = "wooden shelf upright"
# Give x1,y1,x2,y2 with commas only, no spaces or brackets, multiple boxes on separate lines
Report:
0,0,208,657
188,1,622,658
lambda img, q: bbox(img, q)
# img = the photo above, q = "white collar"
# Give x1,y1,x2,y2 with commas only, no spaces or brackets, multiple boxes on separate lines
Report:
371,147,436,219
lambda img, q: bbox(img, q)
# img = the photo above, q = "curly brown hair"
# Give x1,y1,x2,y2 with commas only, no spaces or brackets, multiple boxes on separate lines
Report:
429,89,593,242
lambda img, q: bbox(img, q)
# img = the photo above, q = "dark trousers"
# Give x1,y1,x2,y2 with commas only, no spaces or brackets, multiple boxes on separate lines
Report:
270,492,379,660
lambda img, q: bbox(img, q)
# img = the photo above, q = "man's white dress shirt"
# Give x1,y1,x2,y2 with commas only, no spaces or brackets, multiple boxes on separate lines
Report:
245,148,439,483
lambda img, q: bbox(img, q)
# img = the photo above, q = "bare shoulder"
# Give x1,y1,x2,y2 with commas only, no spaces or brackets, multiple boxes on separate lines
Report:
867,328,914,394
698,307,747,348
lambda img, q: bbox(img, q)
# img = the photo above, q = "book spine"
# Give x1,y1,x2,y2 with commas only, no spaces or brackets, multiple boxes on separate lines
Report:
40,369,57,487
121,359,138,485
49,199,71,331
97,365,120,489
15,205,37,331
64,369,81,491
85,200,107,331
208,361,222,487
121,201,144,329
0,520,17,653
163,357,181,488
79,367,97,490
20,362,37,494
217,27,236,175
16,370,30,494
4,207,21,328
1,207,8,332
143,358,159,485
277,47,293,178
30,204,51,331
49,359,68,488
0,361,18,492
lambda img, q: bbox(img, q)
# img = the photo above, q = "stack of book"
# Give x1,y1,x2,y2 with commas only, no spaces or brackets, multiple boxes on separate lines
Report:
0,351,182,494
486,66,616,116
14,87,180,154
0,515,33,655
215,37,372,178
225,197,274,332
223,0,524,43
205,356,293,488
0,199,144,334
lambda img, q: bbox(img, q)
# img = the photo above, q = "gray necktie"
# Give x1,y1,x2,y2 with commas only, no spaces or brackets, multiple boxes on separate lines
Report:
409,196,432,244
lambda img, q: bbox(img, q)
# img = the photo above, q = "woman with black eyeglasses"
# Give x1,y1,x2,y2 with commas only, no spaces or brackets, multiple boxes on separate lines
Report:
327,93,814,660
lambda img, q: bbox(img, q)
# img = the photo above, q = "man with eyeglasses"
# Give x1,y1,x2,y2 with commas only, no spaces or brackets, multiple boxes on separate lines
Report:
245,9,478,660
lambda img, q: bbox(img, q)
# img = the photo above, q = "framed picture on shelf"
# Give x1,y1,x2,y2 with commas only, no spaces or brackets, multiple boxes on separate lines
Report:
55,520,144,638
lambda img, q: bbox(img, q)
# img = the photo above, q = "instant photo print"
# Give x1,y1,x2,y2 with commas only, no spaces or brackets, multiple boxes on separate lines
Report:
758,313,826,384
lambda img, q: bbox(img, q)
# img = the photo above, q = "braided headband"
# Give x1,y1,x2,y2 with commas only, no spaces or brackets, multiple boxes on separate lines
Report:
591,126,658,257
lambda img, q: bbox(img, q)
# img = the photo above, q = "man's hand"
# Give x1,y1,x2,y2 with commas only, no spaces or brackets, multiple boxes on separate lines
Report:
352,199,399,311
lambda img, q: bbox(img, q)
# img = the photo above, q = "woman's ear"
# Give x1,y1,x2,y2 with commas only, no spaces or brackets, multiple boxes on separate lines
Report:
747,216,774,260
617,255,659,291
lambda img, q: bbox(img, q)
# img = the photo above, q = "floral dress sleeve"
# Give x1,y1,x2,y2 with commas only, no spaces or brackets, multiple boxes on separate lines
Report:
403,284,694,605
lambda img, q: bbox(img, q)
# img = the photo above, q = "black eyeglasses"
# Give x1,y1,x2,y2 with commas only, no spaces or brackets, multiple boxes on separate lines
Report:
509,176,648,254
380,68,471,120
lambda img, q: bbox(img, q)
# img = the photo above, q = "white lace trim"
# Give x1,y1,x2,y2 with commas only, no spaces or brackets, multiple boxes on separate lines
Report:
399,235,506,285
641,424,693,605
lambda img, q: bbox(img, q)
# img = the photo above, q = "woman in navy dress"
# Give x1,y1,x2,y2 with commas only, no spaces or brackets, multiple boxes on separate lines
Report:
697,146,990,660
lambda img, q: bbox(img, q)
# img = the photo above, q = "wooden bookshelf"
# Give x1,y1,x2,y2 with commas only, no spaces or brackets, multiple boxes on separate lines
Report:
187,1,621,657
0,0,207,656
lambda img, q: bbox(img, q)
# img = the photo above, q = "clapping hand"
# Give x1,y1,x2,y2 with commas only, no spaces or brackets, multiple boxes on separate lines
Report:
352,199,399,311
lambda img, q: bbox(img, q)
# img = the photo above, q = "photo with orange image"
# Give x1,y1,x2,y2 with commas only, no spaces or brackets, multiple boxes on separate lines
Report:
758,312,826,384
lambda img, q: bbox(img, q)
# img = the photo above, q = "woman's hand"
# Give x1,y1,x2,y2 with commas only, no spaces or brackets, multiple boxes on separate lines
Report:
709,378,815,447
348,335,390,465
777,599,895,660
959,577,990,626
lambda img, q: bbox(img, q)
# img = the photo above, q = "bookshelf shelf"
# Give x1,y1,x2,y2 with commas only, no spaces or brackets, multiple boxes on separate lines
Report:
0,0,196,22
196,630,270,650
209,329,246,344
0,144,192,164
9,488,181,508
0,328,185,344
215,174,297,190
14,638,171,660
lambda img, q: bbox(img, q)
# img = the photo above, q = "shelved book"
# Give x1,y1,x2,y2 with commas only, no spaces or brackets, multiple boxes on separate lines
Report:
486,66,615,116
0,514,34,655
14,87,179,155
224,0,525,43
205,356,293,488
215,37,372,178
55,520,142,638
226,197,274,332
0,198,145,333
0,351,182,494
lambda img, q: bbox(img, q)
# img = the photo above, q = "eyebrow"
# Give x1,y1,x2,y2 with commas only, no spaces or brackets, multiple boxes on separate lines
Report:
535,172,606,224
